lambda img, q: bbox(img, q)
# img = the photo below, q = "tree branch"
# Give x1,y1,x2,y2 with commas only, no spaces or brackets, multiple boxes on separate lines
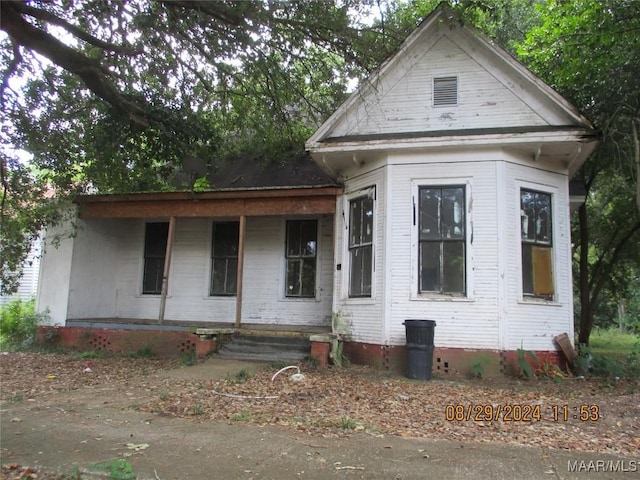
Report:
0,41,21,108
159,0,247,27
0,2,149,126
589,220,640,311
14,2,143,56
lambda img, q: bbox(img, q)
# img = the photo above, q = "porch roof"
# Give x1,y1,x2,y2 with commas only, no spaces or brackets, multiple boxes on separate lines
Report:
75,185,342,218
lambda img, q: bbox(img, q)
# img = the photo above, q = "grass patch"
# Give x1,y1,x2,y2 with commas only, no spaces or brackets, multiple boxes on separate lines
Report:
231,409,250,421
128,344,155,358
589,327,640,358
90,459,136,480
76,350,106,359
340,416,359,430
576,329,640,382
225,368,250,384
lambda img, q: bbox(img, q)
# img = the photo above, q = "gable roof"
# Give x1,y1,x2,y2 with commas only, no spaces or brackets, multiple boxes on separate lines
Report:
306,5,597,175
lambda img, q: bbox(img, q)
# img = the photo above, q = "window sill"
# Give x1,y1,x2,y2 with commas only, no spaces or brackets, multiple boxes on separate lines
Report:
411,294,474,302
518,298,563,307
278,296,320,303
341,297,376,306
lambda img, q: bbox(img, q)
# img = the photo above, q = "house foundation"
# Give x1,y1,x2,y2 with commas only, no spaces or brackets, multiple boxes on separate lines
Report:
340,341,565,378
36,326,219,358
38,326,565,377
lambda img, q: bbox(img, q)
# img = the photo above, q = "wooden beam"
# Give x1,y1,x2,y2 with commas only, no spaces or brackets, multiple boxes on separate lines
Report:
158,216,176,324
78,195,337,219
235,215,246,329
76,187,342,203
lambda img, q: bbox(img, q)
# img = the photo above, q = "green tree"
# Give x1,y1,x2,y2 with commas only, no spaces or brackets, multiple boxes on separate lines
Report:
0,152,61,295
0,0,384,289
518,0,640,344
1,1,383,194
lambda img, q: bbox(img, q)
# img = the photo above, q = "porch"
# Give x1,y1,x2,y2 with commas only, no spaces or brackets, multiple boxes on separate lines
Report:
40,318,332,362
65,318,331,336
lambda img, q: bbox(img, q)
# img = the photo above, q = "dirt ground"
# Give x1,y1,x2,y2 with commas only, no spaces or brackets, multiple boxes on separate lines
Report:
1,352,639,479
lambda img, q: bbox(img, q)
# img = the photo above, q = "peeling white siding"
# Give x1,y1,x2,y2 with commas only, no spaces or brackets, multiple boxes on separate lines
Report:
36,223,75,326
328,34,546,138
61,216,333,326
503,159,573,351
333,148,575,352
332,166,386,344
385,150,502,349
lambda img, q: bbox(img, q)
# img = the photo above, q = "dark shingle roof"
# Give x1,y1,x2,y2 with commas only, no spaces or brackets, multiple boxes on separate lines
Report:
207,151,338,190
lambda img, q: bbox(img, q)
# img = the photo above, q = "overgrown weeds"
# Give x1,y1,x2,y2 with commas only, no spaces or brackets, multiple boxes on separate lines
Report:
180,350,197,366
226,368,250,384
0,298,48,349
90,459,136,480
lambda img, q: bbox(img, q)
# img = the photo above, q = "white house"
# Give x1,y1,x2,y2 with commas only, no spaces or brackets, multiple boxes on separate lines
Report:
0,238,42,306
36,6,596,374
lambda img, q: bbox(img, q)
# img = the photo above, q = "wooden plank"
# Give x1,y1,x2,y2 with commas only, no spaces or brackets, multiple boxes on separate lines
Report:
532,246,554,296
78,195,337,218
554,332,578,368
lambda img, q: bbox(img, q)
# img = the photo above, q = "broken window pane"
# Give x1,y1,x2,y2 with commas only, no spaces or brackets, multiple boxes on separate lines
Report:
418,186,466,294
285,220,317,297
521,189,554,299
211,222,239,296
142,222,169,294
419,188,440,240
443,242,465,293
349,194,374,297
420,242,441,292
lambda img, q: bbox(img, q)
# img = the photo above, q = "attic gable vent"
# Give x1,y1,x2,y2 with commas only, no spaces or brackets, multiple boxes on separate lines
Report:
433,76,458,106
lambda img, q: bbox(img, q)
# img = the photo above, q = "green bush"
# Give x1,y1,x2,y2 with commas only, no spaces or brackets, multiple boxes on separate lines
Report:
0,298,47,349
577,341,640,381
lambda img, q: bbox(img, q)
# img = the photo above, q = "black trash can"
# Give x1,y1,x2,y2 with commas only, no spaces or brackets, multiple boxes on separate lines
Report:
403,319,436,380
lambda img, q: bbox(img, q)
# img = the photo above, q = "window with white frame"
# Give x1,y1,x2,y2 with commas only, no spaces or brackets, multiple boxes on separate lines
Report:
210,221,239,296
348,193,374,297
142,222,169,294
520,189,554,299
285,219,317,297
418,186,466,294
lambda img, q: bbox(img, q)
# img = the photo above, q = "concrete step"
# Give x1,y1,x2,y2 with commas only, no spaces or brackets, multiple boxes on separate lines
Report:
217,334,310,363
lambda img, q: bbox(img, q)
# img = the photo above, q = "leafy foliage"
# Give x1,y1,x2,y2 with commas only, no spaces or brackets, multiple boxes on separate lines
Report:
518,0,640,343
1,1,385,193
0,154,63,295
0,0,387,289
0,298,47,349
2,0,639,345
516,347,538,379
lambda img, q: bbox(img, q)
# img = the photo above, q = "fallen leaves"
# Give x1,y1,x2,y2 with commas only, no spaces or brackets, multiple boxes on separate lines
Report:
139,365,640,456
0,351,176,401
1,463,66,480
1,352,638,457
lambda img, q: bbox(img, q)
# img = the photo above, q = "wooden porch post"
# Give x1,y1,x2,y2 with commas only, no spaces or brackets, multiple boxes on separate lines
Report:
235,215,246,328
159,216,176,325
